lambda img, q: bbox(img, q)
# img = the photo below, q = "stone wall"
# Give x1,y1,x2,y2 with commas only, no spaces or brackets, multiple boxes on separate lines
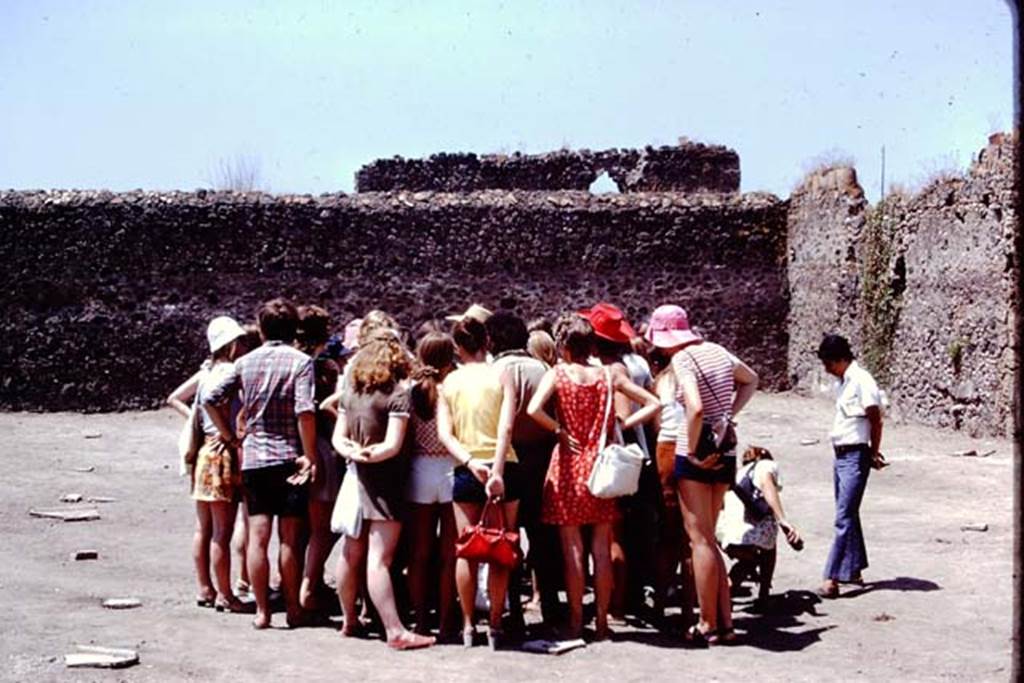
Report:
786,166,868,392
786,133,1017,436
0,188,788,412
355,142,740,194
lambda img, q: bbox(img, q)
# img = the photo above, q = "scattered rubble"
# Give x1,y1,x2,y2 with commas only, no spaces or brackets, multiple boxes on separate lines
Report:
29,508,101,522
64,645,138,669
102,598,141,609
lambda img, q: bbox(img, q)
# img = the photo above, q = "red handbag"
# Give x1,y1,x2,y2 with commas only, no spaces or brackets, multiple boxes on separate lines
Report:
454,497,520,569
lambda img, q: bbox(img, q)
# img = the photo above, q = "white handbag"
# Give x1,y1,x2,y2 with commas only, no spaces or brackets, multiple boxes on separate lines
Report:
587,367,646,499
330,462,363,538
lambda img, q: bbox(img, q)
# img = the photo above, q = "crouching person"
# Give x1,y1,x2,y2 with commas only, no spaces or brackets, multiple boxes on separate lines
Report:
716,446,801,610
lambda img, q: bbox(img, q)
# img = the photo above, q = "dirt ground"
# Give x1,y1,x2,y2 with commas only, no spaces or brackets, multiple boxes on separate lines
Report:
0,392,1014,682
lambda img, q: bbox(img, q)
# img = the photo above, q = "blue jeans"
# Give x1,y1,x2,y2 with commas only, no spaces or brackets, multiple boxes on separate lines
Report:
823,446,871,581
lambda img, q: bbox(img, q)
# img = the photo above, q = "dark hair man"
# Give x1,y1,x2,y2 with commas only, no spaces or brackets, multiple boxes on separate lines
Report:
203,297,318,628
815,333,886,599
486,309,561,628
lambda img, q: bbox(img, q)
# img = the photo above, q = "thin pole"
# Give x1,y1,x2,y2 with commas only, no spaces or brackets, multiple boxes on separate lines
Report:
880,145,886,202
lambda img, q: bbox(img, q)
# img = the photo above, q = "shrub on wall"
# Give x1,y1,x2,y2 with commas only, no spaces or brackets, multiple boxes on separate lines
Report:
859,197,905,384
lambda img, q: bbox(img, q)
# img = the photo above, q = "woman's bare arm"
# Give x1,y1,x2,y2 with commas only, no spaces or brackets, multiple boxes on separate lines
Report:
357,415,409,463
612,365,660,431
757,466,800,544
330,410,361,460
527,367,581,454
485,369,518,497
167,371,202,418
652,372,675,435
731,358,759,417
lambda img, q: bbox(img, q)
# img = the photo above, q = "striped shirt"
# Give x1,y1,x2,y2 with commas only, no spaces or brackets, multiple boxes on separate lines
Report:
671,341,739,457
203,341,315,470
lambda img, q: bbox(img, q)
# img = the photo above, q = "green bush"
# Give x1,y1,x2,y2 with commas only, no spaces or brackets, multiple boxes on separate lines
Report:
860,199,904,384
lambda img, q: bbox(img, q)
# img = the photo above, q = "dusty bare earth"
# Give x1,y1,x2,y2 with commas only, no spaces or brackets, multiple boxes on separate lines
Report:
0,392,1014,682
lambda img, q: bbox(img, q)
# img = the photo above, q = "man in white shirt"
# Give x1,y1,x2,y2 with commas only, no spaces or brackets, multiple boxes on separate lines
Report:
816,334,885,599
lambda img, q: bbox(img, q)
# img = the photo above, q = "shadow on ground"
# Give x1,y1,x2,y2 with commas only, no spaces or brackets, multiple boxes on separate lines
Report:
730,589,835,652
841,576,941,599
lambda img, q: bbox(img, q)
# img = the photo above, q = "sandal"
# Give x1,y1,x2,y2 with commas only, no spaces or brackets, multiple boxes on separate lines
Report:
684,624,718,648
214,598,249,614
196,595,216,608
718,626,738,645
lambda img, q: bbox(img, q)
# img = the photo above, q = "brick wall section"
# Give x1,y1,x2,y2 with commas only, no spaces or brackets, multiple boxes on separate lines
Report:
786,166,868,392
785,133,1017,436
0,189,787,412
355,142,740,194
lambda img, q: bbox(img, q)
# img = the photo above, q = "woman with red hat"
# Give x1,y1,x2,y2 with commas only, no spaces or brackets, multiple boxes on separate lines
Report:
579,302,658,620
645,304,759,646
527,313,659,641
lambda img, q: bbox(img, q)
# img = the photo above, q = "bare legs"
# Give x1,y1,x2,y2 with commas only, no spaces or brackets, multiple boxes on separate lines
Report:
336,521,430,646
609,520,627,619
559,522,613,640
453,500,519,635
301,499,339,610
210,501,239,606
407,503,457,635
678,480,731,636
247,513,304,628
193,502,215,602
230,504,249,591
247,514,273,628
336,531,365,634
277,517,304,626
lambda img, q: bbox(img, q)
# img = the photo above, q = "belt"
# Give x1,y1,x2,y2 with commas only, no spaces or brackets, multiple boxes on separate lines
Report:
834,443,869,455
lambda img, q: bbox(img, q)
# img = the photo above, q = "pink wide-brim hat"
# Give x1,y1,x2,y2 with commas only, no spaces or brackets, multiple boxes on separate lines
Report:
644,304,702,348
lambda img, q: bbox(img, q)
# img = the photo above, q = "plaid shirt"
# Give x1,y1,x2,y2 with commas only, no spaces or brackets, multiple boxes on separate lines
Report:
203,341,315,470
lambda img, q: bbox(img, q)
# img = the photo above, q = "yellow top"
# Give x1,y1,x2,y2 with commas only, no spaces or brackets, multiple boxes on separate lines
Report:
441,363,517,463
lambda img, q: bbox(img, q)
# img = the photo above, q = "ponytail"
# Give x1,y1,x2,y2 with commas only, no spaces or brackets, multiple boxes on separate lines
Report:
411,332,455,421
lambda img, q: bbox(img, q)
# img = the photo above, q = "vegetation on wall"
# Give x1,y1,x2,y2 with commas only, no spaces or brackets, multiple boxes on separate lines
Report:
859,197,904,384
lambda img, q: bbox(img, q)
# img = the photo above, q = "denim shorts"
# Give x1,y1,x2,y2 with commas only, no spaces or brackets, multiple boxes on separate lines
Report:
452,461,523,503
674,452,737,485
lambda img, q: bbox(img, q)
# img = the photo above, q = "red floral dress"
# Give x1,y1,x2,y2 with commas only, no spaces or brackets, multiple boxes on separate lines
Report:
541,365,620,525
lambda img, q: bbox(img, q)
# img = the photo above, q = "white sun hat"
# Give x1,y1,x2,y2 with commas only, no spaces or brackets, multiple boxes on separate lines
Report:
206,316,246,353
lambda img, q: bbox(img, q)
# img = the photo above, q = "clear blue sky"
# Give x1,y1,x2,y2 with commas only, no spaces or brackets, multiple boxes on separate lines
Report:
0,1,1015,201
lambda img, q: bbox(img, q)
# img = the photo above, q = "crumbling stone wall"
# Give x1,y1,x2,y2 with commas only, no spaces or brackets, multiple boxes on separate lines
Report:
0,189,787,412
786,133,1017,436
355,142,740,194
882,134,1017,436
786,166,868,392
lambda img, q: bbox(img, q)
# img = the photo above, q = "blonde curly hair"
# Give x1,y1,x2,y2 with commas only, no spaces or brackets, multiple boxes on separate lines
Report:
350,336,411,394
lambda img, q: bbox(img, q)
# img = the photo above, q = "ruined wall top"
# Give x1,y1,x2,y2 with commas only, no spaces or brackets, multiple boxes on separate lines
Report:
354,139,740,194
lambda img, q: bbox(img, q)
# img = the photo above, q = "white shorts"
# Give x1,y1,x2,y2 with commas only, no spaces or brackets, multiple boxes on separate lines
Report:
407,455,454,505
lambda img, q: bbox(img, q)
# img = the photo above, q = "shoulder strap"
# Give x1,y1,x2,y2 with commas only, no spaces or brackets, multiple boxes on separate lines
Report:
683,349,728,415
596,365,614,453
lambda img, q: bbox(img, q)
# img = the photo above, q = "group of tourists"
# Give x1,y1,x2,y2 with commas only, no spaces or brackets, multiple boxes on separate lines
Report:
168,297,885,652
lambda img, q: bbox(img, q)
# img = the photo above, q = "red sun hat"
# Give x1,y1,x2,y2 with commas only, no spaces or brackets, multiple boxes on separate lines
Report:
579,302,637,343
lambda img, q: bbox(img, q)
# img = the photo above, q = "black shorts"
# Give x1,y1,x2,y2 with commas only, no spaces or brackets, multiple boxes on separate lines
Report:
242,462,309,517
452,461,523,504
674,453,737,485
